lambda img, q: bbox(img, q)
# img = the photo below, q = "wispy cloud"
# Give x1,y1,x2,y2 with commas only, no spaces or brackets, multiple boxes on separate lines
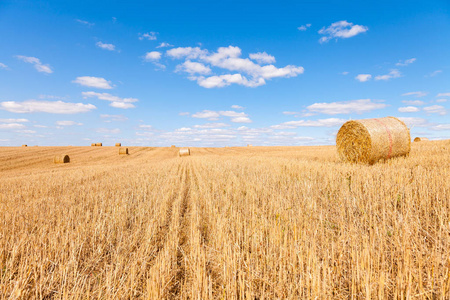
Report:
156,42,173,48
56,120,83,126
82,91,138,109
423,105,447,115
271,118,347,129
15,55,53,74
139,32,158,41
402,91,427,97
96,41,116,51
428,70,442,77
306,99,387,115
73,76,113,89
0,100,96,114
318,20,368,43
75,19,94,27
402,100,425,106
396,58,416,66
297,24,311,31
375,69,401,81
398,106,420,113
0,63,9,70
191,109,252,123
437,93,450,97
100,114,128,122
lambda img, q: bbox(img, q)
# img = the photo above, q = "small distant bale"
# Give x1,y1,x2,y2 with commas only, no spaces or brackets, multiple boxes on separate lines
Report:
336,116,411,164
119,147,128,155
54,155,70,164
95,143,102,147
22,145,27,147
414,137,429,142
115,143,121,147
247,144,252,147
179,148,190,157
171,145,176,148
91,143,95,146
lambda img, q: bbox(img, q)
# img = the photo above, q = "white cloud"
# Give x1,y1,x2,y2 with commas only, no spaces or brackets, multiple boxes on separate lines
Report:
402,100,425,105
355,74,372,82
0,118,29,123
73,76,113,89
402,91,427,97
271,118,347,129
196,74,265,88
139,124,153,129
82,91,138,109
191,109,252,123
179,112,190,116
100,114,128,122
306,99,387,115
0,123,26,129
56,120,83,126
398,106,420,113
230,116,251,123
341,71,349,75
318,20,368,43
398,117,428,127
0,63,8,70
0,100,96,114
176,60,211,75
96,128,121,134
231,105,244,110
96,41,116,51
249,52,276,64
15,55,53,74
429,70,442,77
156,42,173,48
297,24,311,31
144,51,162,61
166,47,208,59
436,99,447,103
75,19,94,26
139,32,158,41
423,105,447,115
396,58,416,66
375,69,401,81
193,123,230,128
191,110,220,120
437,93,450,97
430,124,450,131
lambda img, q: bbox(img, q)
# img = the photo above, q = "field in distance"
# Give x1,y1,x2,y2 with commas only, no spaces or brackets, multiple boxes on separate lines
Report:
1,141,449,299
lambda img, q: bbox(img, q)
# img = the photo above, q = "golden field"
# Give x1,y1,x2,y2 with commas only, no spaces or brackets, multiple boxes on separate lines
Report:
0,141,449,299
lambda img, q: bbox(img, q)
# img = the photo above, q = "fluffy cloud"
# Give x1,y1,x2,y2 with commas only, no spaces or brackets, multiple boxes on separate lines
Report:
0,123,26,130
402,91,427,97
437,93,450,97
398,117,428,127
139,32,158,40
82,91,138,109
176,61,211,75
73,76,113,89
398,106,420,113
306,99,387,115
402,100,425,105
191,109,252,123
297,24,311,31
15,55,53,74
145,51,162,61
100,114,128,122
271,118,347,129
355,74,371,82
375,69,401,81
191,110,220,120
0,63,8,70
249,52,276,64
167,45,303,88
0,118,29,123
96,41,116,51
318,20,368,43
436,99,447,103
96,128,121,134
231,105,244,110
157,42,174,48
193,123,230,129
430,124,450,131
423,105,447,115
396,58,416,66
56,120,83,126
0,100,96,114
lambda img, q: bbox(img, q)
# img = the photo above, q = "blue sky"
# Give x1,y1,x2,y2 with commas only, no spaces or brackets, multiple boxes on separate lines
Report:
0,0,449,146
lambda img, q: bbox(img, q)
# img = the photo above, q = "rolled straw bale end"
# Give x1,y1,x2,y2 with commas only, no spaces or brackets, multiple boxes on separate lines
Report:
179,148,190,157
336,116,410,164
115,143,121,147
91,143,96,146
414,137,429,142
95,143,102,147
22,145,27,147
119,147,129,155
54,155,70,164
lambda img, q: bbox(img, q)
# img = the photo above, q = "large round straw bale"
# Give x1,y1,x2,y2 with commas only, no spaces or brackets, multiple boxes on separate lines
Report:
336,116,410,164
179,148,190,157
115,143,121,147
22,145,27,147
414,137,429,142
119,147,128,155
95,143,102,147
54,155,70,163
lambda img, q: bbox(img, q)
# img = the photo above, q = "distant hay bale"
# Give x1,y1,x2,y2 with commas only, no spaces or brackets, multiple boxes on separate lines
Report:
95,143,102,147
115,143,121,147
336,116,410,164
91,143,95,146
54,155,70,164
119,147,128,155
179,148,190,157
247,144,252,147
171,145,176,148
22,145,27,147
414,137,429,142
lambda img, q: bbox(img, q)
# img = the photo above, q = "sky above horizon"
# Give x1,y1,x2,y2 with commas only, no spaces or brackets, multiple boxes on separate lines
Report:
1,0,449,146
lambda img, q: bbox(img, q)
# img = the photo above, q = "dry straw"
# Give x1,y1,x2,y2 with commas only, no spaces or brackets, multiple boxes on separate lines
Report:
179,148,190,157
115,143,121,147
336,116,411,164
95,143,102,147
54,155,70,164
119,148,128,155
91,143,95,146
22,145,27,147
414,137,429,142
171,145,176,148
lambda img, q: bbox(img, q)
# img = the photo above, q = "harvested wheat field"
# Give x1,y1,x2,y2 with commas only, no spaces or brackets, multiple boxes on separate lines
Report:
1,141,450,299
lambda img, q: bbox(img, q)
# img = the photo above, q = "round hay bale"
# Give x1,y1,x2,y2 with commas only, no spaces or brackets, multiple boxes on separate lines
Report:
119,147,128,155
414,137,429,142
95,143,102,147
115,143,121,147
336,116,410,164
171,145,176,148
179,148,190,157
22,145,27,147
54,155,70,164
247,144,252,147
